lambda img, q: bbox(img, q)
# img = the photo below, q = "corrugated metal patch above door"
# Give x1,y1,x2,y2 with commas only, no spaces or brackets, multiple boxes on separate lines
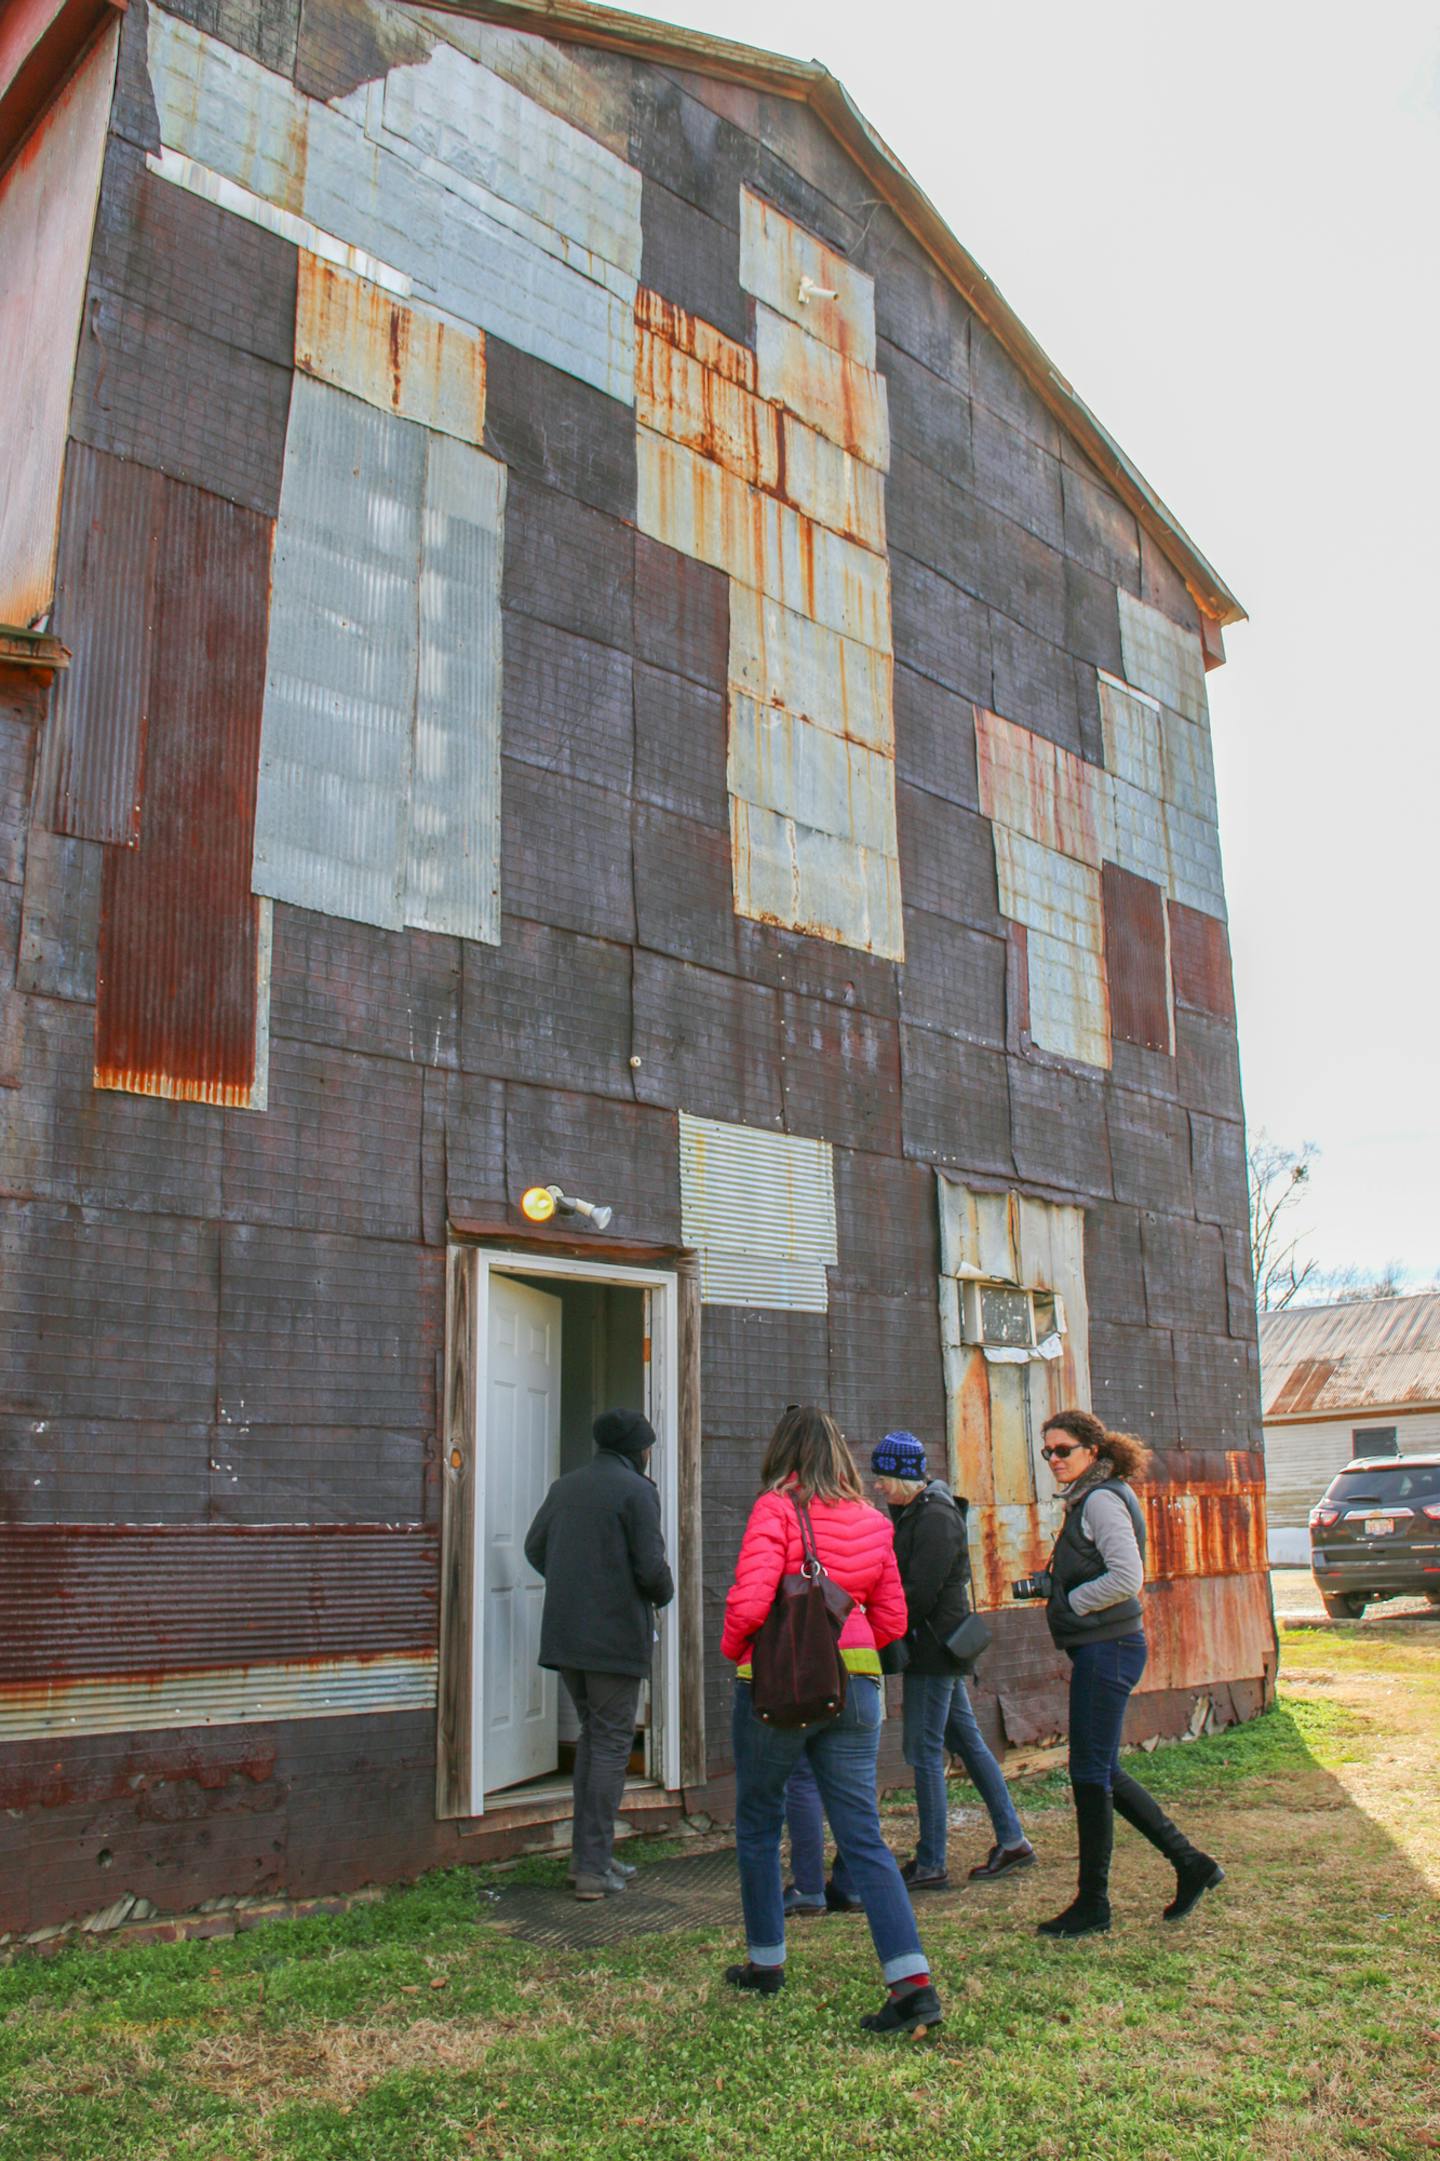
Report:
679,1112,837,1311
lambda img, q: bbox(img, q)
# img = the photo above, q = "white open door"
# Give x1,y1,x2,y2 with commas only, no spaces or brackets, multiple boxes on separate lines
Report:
485,1276,561,1793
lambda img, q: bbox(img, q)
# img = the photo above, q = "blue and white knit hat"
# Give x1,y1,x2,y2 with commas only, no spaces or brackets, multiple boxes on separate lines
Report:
871,1431,927,1480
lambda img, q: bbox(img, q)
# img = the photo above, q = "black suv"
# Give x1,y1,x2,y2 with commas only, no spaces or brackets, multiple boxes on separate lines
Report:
1309,1453,1440,1618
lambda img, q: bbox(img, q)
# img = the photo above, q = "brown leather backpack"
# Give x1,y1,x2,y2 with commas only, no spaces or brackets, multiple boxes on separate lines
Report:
749,1497,855,1727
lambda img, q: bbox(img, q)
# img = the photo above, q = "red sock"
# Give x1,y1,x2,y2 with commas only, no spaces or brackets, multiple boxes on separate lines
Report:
889,1972,928,1997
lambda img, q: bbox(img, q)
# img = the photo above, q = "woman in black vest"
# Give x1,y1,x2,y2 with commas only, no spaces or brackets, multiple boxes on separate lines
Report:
1023,1410,1224,1939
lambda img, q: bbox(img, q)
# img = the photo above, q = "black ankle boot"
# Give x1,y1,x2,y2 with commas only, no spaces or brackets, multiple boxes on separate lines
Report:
1039,1783,1113,1940
859,1982,943,2035
724,1960,785,1994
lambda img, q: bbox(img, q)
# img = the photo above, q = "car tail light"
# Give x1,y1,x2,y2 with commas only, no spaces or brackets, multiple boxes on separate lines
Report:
1310,1505,1341,1528
1423,1504,1440,1522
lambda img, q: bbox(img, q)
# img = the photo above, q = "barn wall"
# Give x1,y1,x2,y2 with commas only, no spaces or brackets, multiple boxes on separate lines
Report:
0,0,1267,1937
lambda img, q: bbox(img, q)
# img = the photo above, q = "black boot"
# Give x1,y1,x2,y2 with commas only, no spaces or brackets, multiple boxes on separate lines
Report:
1111,1769,1224,1920
724,1961,785,1994
1038,1783,1113,1939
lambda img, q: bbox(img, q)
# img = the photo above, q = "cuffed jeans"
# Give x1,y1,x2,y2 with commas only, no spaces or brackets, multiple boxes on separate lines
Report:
1066,1631,1148,1786
734,1677,928,1985
559,1667,641,1878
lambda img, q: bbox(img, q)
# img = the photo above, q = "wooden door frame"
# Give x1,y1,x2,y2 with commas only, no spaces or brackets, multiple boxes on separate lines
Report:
437,1242,698,1820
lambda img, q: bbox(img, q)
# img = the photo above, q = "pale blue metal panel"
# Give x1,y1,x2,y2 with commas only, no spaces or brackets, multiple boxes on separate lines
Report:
253,377,423,931
405,435,506,944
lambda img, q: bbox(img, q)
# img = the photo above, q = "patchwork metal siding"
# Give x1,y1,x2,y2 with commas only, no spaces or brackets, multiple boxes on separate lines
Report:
1097,671,1163,796
976,704,1107,866
295,253,488,442
1169,899,1235,1020
0,1653,437,1743
405,434,505,943
679,1112,837,1310
1117,589,1208,726
254,377,424,932
728,587,892,754
0,22,118,624
752,306,889,467
1163,799,1227,922
1102,861,1172,1053
144,12,640,404
40,447,161,845
739,184,875,365
94,481,273,1108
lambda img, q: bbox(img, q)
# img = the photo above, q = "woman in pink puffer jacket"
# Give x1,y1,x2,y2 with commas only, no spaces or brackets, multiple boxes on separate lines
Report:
720,1405,943,2038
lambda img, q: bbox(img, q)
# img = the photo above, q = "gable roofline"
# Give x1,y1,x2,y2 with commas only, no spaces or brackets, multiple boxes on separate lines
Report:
418,0,1246,629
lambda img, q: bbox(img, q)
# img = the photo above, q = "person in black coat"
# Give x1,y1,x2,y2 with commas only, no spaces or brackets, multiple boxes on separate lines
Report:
875,1431,1033,1891
524,1408,674,1900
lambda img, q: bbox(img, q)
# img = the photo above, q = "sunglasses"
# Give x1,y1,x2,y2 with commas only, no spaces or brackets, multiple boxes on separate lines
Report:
1041,1441,1087,1461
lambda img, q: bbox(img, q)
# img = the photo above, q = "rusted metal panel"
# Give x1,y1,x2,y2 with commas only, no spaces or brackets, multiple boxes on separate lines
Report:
991,828,1102,954
1097,669,1163,796
295,253,487,443
254,377,423,933
0,1653,438,1743
1102,860,1172,1053
635,320,780,488
1117,588,1208,727
731,797,903,960
1141,1572,1273,1696
95,480,273,1108
728,587,891,755
679,1111,836,1310
0,1525,438,1681
752,305,889,468
637,429,891,653
635,286,756,390
739,184,876,367
728,700,897,858
780,416,887,555
406,433,505,944
1168,897,1234,1021
976,705,1107,866
0,20,117,624
40,446,160,845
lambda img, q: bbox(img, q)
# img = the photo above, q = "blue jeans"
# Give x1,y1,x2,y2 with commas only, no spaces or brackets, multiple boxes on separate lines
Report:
1067,1632,1148,1786
733,1678,928,1985
902,1672,1027,1869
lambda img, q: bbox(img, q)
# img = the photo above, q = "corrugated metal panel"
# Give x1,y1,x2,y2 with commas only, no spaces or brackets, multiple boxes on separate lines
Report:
41,446,161,844
976,705,1108,866
1141,1573,1272,1695
295,252,487,443
0,22,118,624
253,377,424,932
727,586,892,754
1025,927,1110,1068
634,288,756,390
1159,709,1218,821
405,433,505,943
1163,800,1226,921
635,325,780,489
637,429,891,653
679,1111,837,1311
145,13,637,406
1168,898,1234,1020
94,481,273,1107
1097,670,1163,796
0,1525,437,1679
992,827,1103,951
0,1654,437,1742
752,305,889,468
730,797,903,960
728,698,897,856
1260,1293,1440,1419
779,415,886,554
739,185,876,366
1117,589,1208,727
938,1181,1015,1282
1107,773,1171,890
1102,860,1172,1053
376,38,642,278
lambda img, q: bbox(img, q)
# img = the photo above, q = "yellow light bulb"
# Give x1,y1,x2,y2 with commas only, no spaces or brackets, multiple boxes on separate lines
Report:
520,1186,557,1223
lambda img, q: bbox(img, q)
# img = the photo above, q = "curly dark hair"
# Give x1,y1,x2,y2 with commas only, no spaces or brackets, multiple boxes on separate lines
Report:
1042,1409,1152,1483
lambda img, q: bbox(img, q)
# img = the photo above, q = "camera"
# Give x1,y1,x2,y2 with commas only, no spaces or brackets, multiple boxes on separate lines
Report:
1010,1571,1052,1601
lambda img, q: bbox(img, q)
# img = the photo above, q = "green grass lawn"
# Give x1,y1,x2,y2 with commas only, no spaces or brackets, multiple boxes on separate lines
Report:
2,1621,1437,2161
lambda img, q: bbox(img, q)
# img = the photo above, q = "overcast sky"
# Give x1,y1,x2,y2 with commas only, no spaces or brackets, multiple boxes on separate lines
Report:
647,0,1440,1284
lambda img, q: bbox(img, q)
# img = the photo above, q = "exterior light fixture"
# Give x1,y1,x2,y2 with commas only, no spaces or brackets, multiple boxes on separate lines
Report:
520,1185,614,1233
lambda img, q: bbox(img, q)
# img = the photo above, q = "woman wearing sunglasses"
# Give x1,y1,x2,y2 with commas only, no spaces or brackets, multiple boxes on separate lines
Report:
1025,1410,1224,1939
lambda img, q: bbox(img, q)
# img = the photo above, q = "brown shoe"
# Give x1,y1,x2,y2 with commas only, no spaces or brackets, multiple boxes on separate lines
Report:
968,1842,1036,1881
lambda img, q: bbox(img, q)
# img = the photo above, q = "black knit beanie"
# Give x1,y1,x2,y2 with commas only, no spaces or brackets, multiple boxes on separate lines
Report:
593,1407,657,1458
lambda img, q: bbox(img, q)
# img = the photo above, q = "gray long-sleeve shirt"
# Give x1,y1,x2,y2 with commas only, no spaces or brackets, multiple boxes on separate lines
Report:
1068,1485,1146,1616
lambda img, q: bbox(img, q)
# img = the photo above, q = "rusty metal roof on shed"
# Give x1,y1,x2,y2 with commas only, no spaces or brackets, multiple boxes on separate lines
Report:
417,0,1245,628
1260,1293,1440,1420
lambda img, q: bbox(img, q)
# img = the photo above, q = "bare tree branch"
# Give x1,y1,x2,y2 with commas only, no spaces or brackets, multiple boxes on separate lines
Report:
1248,1133,1319,1312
